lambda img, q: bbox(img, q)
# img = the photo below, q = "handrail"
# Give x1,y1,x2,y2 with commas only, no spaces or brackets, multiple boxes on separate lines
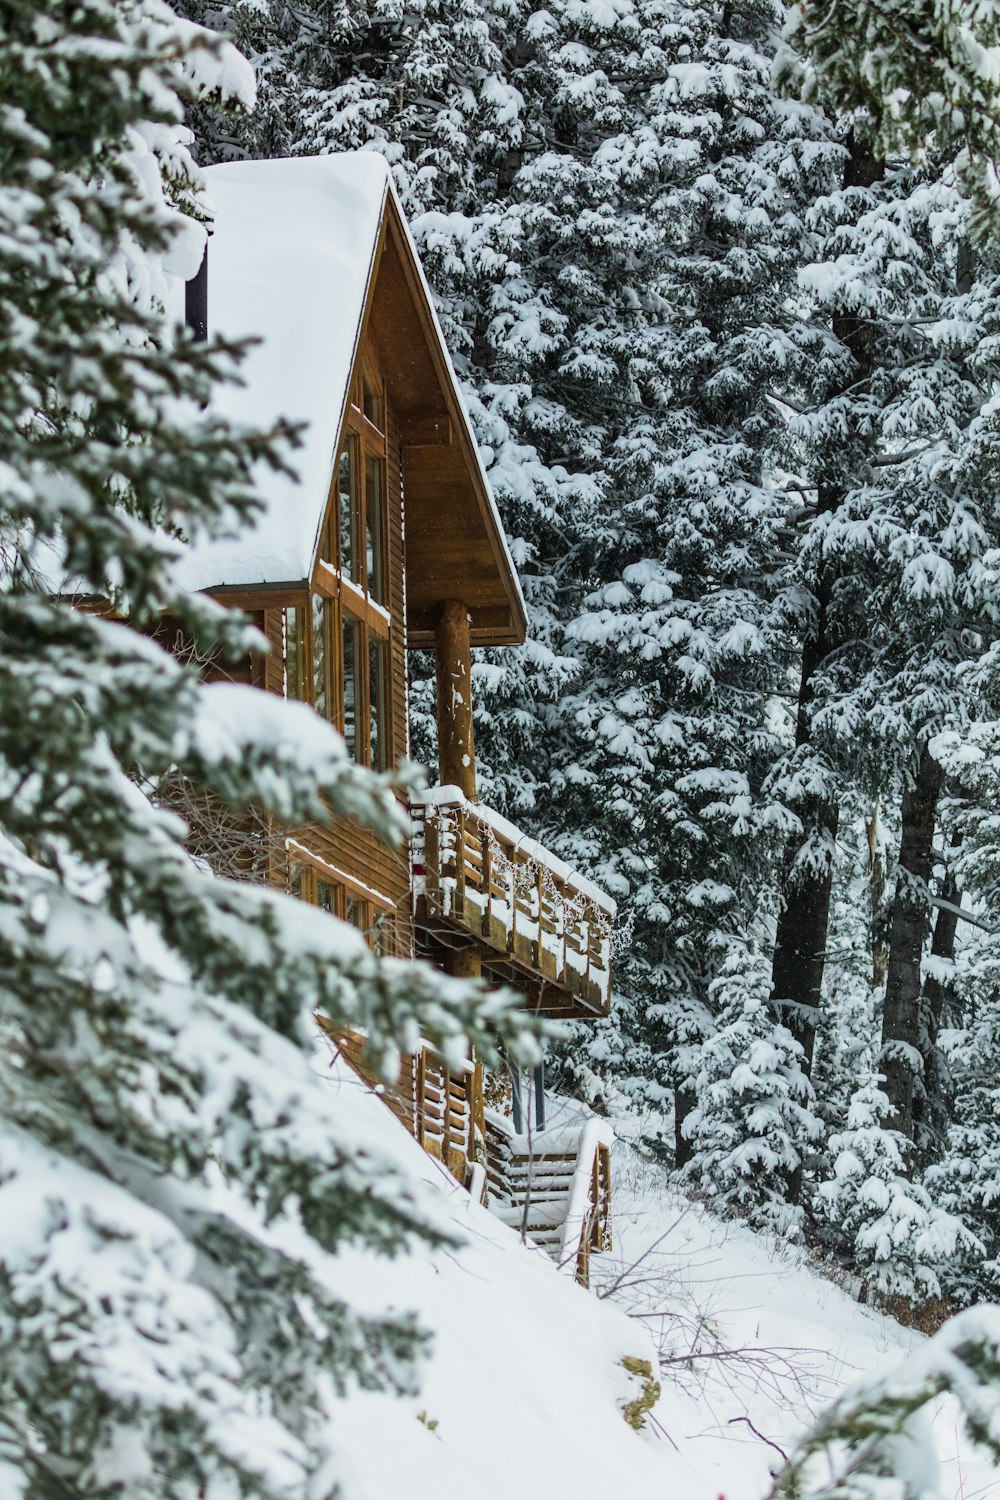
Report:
484,1109,613,1285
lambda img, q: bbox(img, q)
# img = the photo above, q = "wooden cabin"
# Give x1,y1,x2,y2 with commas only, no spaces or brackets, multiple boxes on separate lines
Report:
174,154,615,1278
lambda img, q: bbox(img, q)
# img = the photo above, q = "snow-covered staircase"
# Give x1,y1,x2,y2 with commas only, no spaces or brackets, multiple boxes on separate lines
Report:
329,1028,613,1285
483,1111,613,1284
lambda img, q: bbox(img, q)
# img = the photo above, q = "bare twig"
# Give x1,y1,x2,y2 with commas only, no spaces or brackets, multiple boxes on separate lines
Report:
728,1415,789,1461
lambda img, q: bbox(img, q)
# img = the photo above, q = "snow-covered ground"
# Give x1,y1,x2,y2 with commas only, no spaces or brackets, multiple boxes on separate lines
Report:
325,1057,1000,1499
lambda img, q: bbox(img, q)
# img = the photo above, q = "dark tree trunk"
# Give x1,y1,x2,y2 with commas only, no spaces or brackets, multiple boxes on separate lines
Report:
770,134,884,1078
867,803,888,988
880,746,944,1147
913,838,962,1161
674,1083,696,1168
769,601,840,1072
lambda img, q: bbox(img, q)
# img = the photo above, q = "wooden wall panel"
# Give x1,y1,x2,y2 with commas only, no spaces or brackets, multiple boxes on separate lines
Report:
262,606,285,696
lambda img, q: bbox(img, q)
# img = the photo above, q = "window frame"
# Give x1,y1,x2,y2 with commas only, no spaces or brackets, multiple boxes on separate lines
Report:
286,357,393,772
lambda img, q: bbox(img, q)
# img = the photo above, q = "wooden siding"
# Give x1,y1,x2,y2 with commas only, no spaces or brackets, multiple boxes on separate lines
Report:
254,327,414,957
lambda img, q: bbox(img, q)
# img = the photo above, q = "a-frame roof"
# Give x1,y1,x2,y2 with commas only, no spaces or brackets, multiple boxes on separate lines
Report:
175,153,526,647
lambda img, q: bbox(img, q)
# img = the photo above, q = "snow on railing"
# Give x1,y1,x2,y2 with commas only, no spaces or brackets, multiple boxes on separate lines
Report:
484,1108,613,1285
411,786,615,1013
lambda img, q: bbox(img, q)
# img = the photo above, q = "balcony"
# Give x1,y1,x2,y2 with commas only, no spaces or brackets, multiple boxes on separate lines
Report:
411,786,615,1018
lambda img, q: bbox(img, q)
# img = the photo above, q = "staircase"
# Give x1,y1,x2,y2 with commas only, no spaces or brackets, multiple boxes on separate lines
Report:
484,1111,613,1285
329,1028,613,1286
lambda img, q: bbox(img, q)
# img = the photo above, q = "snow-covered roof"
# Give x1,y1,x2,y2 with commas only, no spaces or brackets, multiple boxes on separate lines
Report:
174,153,526,645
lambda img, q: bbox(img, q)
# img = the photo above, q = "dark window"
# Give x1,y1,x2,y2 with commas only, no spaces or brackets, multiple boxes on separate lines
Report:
343,616,360,761
369,635,388,773
362,374,382,430
365,453,386,605
284,606,306,702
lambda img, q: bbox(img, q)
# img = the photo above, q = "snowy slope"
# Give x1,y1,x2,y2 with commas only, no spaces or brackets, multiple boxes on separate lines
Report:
326,1063,1000,1500
317,1056,676,1499
556,1094,1000,1500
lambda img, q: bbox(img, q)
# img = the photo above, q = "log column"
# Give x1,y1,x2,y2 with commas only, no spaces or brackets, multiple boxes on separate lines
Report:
434,599,480,982
434,598,477,800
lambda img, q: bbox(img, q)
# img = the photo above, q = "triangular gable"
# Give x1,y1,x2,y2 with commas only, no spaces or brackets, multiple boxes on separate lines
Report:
175,152,526,646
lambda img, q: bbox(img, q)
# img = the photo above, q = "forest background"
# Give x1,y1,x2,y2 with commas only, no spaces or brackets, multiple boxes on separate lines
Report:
176,0,1000,1305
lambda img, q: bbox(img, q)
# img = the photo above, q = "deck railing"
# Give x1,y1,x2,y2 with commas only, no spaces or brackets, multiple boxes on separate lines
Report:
411,787,615,1014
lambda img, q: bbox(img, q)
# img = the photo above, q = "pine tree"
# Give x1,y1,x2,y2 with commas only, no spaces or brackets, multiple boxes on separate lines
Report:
814,1079,980,1300
0,5,536,1493
774,156,1000,1152
680,953,822,1229
776,0,1000,236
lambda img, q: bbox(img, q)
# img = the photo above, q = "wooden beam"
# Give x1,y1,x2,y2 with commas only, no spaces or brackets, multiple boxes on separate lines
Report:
434,598,477,800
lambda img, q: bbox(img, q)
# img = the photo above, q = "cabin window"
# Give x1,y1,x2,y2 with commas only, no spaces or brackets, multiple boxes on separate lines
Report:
285,857,390,952
342,616,360,760
284,606,306,702
333,437,357,580
369,636,388,773
292,361,392,772
365,453,386,604
311,596,335,720
362,372,382,431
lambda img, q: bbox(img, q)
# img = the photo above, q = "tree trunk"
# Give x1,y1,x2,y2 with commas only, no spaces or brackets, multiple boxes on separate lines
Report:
867,802,888,988
769,133,884,1077
880,746,944,1146
674,1083,696,1168
769,608,840,1072
913,837,962,1161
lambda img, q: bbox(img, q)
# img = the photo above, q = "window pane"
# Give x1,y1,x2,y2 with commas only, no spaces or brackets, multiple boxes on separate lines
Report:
316,878,336,914
338,438,356,578
312,595,331,719
346,895,368,933
369,635,389,772
343,616,361,761
285,607,304,701
363,376,382,430
365,455,386,604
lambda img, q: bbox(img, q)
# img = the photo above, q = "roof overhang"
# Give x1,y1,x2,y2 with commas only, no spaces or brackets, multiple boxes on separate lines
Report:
368,197,527,648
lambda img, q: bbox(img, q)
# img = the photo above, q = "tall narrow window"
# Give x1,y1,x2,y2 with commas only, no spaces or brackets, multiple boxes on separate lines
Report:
311,596,333,721
342,617,360,761
362,373,382,430
369,636,388,773
284,606,306,702
338,437,357,578
365,453,386,605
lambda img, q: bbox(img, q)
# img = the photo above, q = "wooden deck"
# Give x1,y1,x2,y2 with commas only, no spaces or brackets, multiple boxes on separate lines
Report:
411,789,615,1018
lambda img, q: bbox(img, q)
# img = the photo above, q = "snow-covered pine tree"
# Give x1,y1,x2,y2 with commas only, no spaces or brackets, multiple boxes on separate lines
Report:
768,1306,1000,1500
922,665,1000,1300
0,5,538,1494
680,953,821,1229
776,0,1000,236
774,156,1000,1163
814,1078,980,1300
542,0,839,1156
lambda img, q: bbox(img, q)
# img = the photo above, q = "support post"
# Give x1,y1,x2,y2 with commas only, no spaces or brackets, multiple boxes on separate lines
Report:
434,598,476,800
